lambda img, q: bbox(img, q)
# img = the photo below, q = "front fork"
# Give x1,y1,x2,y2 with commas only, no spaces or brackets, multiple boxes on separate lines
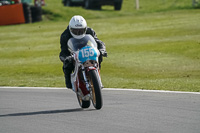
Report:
81,66,90,91
82,66,103,91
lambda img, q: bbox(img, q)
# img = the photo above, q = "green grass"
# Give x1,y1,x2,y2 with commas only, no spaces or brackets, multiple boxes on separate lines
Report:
0,0,200,91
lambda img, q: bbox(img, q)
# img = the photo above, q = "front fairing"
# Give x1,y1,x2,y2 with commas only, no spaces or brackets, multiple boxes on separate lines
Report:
68,35,99,64
69,35,102,93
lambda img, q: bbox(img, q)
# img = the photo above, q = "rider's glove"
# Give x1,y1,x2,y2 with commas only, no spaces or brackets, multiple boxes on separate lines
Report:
64,56,74,64
99,49,108,57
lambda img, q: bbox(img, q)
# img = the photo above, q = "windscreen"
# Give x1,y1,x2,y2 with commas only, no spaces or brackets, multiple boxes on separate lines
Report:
68,34,98,53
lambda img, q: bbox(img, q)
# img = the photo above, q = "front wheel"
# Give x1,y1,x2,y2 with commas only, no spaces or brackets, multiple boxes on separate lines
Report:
89,70,103,110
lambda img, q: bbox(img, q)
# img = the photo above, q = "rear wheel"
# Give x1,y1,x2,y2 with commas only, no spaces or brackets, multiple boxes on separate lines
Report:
77,94,90,108
89,70,103,110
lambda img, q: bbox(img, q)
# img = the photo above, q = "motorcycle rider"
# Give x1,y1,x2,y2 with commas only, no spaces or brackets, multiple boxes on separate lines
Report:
59,15,107,89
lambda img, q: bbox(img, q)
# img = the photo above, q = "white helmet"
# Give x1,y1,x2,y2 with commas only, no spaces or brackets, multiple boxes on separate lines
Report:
69,15,87,39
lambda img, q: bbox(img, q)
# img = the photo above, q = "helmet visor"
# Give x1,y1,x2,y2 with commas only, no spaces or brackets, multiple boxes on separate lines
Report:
70,28,86,36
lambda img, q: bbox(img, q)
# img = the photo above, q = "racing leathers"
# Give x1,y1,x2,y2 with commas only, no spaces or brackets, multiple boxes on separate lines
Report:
59,26,107,88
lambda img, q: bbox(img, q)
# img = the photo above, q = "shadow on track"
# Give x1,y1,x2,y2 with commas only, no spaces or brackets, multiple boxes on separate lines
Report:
0,108,95,117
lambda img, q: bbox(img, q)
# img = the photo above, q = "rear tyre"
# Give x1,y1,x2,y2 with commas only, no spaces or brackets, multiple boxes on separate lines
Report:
23,3,32,23
77,94,90,108
89,70,103,110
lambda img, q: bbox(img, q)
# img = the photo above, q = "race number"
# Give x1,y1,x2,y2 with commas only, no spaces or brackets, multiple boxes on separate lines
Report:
80,47,94,58
78,46,98,63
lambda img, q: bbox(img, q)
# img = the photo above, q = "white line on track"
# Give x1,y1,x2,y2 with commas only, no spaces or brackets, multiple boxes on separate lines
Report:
1,86,200,95
105,88,200,95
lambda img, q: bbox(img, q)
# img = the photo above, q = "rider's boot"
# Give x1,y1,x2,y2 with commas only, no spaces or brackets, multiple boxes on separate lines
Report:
65,74,72,89
63,62,74,89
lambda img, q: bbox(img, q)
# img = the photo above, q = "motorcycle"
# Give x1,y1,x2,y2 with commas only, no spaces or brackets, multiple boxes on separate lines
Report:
68,35,105,110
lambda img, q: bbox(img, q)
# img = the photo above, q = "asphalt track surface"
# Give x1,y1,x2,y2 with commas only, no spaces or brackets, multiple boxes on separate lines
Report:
0,87,200,133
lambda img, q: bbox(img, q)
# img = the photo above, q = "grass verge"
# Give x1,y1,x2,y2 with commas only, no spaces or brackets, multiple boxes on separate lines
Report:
0,0,200,91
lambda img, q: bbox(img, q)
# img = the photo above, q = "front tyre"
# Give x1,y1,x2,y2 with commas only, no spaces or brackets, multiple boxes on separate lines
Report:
89,70,103,110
